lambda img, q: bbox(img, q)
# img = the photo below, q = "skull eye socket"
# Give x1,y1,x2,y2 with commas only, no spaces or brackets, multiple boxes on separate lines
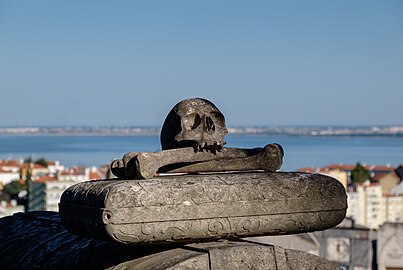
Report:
209,112,225,127
205,116,215,131
183,113,201,130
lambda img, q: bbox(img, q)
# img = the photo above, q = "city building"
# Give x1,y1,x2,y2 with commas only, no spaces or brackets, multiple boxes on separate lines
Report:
21,162,49,178
0,168,20,187
372,172,400,194
299,163,403,230
356,182,386,230
320,166,349,190
346,190,360,224
384,195,403,223
0,159,20,173
347,181,403,230
46,161,65,175
42,180,77,212
28,166,106,212
0,159,21,187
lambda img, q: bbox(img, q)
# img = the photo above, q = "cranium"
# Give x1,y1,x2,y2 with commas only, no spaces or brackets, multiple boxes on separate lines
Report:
160,98,228,152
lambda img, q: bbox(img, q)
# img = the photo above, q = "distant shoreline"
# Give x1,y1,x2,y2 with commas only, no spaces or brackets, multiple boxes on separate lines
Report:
0,126,402,137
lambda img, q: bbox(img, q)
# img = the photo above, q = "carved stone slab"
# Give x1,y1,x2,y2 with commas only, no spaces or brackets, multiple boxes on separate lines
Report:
113,241,341,270
59,172,347,245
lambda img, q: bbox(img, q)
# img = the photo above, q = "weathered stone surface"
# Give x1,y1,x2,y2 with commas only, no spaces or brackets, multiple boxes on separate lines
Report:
162,143,283,174
113,143,283,179
113,241,342,270
0,211,341,269
160,98,228,152
59,172,347,244
0,211,173,269
111,97,284,179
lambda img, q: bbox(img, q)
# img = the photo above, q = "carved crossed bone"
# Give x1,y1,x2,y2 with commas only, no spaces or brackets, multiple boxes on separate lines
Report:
110,98,284,180
165,144,283,174
111,144,283,179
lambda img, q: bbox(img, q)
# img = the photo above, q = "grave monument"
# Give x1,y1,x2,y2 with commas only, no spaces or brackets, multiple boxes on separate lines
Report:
0,98,347,269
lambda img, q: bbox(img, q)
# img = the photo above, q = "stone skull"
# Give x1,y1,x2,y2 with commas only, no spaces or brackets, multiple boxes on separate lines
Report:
160,98,228,152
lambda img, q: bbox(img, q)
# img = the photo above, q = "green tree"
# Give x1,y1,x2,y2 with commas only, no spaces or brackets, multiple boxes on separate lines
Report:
35,158,48,167
3,180,24,196
350,163,371,183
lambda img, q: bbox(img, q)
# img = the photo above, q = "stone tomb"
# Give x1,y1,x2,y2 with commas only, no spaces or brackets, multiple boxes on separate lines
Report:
0,98,347,269
0,211,341,269
59,172,347,245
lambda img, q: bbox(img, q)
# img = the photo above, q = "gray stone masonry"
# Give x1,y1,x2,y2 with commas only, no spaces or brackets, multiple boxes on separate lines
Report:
59,172,347,245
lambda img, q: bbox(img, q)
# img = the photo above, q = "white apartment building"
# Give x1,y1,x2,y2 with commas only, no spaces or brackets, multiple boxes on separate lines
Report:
44,180,78,211
384,195,403,223
347,181,403,229
358,183,386,229
346,191,359,222
29,180,79,212
47,161,65,175
29,166,105,212
0,169,20,186
0,159,21,186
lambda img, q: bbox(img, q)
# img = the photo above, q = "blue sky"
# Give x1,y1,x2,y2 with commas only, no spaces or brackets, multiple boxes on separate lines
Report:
1,1,402,127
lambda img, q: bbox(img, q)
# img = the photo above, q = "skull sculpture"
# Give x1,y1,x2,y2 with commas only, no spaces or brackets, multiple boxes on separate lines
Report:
160,98,228,152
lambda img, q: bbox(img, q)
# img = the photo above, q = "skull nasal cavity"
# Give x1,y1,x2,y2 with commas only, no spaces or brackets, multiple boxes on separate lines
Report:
191,114,201,129
205,116,215,131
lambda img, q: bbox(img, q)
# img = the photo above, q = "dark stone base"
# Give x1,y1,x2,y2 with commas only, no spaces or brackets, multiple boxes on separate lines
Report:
0,211,340,269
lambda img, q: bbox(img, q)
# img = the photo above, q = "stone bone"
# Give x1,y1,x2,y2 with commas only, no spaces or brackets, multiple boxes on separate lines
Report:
118,143,283,179
117,147,260,179
110,151,138,178
165,143,283,174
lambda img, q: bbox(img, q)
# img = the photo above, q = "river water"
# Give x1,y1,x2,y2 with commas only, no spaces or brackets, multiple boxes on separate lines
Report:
0,134,402,170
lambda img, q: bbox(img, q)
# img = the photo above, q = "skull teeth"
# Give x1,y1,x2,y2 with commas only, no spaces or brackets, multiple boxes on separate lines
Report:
195,141,226,152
